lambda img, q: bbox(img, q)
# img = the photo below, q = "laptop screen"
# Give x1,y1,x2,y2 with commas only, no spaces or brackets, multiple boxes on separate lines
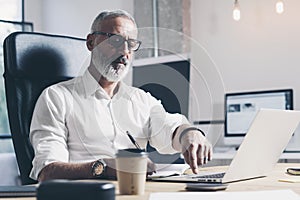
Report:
224,89,293,137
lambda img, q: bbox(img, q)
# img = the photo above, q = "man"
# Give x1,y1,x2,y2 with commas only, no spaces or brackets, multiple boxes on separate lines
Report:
29,10,212,181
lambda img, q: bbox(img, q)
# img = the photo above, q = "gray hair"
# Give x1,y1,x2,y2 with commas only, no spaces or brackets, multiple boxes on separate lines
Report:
91,9,137,32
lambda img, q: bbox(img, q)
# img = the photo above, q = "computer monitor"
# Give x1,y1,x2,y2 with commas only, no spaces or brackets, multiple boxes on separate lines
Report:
224,89,293,147
132,55,190,163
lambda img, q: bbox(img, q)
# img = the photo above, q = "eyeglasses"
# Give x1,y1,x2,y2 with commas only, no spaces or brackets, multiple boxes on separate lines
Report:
91,31,142,52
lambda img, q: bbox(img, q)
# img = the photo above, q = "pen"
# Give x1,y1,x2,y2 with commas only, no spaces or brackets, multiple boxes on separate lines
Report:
126,131,142,150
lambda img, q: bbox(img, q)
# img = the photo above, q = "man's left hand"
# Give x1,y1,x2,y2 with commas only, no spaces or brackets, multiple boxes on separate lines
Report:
173,125,213,174
180,129,212,174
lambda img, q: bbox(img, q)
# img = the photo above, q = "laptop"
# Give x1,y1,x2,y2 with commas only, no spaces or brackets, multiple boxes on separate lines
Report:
151,109,300,183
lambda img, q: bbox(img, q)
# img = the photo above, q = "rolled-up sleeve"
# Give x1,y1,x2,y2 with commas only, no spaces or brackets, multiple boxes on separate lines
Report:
29,86,69,180
141,92,189,154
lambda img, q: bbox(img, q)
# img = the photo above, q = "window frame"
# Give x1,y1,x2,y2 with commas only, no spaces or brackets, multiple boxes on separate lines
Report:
0,0,33,142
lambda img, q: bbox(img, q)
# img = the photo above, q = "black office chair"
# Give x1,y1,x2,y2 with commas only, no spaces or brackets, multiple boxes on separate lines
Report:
3,32,89,185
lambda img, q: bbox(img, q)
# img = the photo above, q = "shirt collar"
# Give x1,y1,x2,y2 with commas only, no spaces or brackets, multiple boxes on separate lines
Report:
82,68,129,100
82,69,102,98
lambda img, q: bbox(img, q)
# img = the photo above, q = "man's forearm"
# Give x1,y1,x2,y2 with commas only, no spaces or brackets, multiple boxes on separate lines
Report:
172,124,190,151
38,161,94,182
38,159,117,182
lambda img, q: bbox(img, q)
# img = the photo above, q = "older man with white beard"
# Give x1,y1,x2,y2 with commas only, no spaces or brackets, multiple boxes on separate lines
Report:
29,9,213,182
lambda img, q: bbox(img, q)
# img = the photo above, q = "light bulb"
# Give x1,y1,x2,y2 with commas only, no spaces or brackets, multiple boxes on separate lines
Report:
233,0,241,21
276,0,284,14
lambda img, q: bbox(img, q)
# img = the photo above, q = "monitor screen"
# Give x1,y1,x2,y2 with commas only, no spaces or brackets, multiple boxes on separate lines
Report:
224,89,293,145
132,58,190,118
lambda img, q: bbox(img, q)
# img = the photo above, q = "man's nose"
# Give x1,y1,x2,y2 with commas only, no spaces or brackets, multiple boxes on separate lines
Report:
117,41,130,55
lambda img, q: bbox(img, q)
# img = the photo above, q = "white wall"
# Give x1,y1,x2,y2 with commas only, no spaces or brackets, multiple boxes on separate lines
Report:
25,0,300,121
25,0,42,32
20,0,300,150
25,0,134,38
190,0,300,121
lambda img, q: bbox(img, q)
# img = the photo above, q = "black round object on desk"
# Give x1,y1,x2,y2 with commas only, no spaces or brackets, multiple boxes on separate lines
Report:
37,179,115,200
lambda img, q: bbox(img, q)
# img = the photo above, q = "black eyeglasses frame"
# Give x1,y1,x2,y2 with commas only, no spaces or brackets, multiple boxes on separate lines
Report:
91,31,142,52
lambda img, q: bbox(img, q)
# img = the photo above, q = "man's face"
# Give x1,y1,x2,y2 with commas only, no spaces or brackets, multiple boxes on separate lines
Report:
89,17,139,82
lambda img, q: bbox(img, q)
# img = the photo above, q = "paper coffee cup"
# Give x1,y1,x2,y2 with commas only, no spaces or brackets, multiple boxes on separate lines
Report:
116,149,148,195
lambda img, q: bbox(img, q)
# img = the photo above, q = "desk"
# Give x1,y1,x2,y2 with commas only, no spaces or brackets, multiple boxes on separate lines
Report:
118,163,300,200
1,163,299,200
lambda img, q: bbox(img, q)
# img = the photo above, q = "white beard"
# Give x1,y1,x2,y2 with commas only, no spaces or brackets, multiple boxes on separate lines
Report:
92,48,131,82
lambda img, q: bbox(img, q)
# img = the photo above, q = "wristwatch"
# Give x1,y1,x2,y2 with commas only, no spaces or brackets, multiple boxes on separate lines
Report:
91,159,107,178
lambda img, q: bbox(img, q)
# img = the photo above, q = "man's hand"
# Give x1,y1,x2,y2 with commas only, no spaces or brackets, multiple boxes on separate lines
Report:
147,158,156,176
180,130,212,174
172,125,213,174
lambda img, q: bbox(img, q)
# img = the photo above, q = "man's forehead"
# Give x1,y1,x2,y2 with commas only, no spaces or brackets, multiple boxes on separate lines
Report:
97,17,137,36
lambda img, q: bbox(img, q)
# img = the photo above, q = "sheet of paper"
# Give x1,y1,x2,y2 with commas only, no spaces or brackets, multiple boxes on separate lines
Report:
149,190,300,200
149,164,190,178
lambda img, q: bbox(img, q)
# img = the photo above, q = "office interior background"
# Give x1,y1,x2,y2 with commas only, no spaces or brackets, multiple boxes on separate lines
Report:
1,0,300,185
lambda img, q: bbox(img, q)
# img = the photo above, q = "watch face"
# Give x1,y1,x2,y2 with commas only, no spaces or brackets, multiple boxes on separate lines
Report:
92,160,104,177
94,164,104,175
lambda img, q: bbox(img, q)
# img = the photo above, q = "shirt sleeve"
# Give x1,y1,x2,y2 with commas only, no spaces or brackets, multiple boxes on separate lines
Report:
29,85,69,180
145,92,190,154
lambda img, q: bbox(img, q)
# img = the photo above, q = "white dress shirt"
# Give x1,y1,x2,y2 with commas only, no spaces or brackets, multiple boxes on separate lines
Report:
29,69,189,180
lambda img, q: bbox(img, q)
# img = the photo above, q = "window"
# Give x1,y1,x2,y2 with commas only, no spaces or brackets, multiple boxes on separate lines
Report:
0,0,33,152
134,0,190,59
0,0,22,21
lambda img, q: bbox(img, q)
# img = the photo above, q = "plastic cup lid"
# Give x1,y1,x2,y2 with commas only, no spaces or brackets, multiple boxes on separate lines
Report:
116,148,148,158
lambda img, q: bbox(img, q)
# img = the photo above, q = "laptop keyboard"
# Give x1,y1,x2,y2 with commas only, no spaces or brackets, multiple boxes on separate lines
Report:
191,172,225,179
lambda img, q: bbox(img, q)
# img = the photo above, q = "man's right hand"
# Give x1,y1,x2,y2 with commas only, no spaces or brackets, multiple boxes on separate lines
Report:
147,158,156,175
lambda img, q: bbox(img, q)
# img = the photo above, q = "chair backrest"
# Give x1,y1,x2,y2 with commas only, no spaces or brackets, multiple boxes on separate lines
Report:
3,32,89,185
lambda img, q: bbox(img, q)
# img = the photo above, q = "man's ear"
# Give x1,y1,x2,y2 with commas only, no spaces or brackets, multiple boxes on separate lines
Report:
86,34,94,51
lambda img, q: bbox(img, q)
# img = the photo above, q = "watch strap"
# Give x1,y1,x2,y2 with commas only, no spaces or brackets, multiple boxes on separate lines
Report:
179,127,206,144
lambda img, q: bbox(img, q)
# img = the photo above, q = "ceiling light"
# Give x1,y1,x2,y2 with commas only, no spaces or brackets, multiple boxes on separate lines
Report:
233,0,241,21
276,0,284,14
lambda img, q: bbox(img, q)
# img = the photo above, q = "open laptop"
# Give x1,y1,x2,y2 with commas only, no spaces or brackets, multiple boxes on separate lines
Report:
151,109,300,183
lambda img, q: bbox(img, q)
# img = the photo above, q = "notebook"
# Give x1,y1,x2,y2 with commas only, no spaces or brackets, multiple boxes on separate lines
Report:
151,109,300,183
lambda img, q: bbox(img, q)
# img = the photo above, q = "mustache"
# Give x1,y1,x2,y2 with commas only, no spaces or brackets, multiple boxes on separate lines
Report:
112,55,129,66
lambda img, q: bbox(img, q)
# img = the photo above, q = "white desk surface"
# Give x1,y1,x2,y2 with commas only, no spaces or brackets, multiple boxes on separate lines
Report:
0,163,299,200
